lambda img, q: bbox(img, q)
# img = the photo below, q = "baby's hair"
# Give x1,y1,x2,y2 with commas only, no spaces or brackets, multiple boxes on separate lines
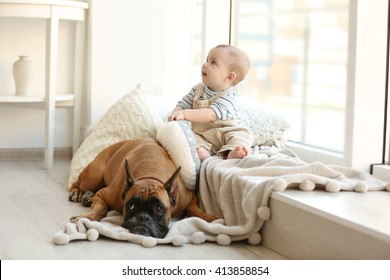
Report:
215,44,250,85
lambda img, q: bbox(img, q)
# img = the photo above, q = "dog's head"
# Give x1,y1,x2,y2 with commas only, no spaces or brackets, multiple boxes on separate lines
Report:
120,160,180,238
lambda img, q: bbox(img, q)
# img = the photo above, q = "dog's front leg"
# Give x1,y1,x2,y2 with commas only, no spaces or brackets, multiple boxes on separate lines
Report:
70,191,109,222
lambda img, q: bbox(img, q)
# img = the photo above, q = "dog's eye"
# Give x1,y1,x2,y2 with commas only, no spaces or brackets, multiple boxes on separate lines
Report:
128,203,135,211
154,205,165,215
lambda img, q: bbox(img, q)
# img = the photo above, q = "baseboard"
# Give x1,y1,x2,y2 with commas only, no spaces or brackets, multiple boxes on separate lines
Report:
0,147,72,160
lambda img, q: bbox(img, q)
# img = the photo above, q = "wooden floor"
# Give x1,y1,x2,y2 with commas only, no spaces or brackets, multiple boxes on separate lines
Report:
0,159,286,260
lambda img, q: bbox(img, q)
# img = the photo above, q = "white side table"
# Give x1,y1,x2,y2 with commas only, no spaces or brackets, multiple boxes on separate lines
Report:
0,0,89,168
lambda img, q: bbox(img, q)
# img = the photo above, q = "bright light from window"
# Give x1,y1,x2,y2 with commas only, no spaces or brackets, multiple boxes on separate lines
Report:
235,0,349,152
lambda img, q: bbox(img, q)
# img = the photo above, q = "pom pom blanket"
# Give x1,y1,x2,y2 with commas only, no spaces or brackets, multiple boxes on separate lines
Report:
54,141,389,247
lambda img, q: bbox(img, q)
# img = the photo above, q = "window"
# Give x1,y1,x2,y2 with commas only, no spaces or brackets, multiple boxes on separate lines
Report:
234,0,349,153
196,0,387,171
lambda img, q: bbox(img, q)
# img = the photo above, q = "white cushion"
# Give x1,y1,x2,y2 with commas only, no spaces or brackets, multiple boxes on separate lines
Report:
237,98,290,146
156,121,200,190
67,84,163,188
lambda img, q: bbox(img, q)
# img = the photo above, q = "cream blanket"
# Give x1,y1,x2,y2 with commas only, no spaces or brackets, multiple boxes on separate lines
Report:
54,142,389,247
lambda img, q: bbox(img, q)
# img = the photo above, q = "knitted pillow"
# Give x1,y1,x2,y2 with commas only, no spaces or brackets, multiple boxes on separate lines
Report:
67,84,163,188
237,98,290,146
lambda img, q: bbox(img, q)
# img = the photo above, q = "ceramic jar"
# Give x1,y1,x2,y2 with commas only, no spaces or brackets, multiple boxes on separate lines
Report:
13,55,33,96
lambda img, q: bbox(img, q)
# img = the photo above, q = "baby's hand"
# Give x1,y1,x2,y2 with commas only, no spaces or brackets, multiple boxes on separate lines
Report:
168,111,185,121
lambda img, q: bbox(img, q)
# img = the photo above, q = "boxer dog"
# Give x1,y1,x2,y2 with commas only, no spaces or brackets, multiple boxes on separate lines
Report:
68,138,215,238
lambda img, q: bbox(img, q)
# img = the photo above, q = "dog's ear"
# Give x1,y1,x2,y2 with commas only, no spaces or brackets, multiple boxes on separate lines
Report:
164,166,181,207
121,159,135,200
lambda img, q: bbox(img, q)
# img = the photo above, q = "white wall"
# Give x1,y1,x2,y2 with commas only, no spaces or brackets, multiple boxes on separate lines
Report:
84,0,199,129
87,0,166,126
162,0,196,100
0,0,197,149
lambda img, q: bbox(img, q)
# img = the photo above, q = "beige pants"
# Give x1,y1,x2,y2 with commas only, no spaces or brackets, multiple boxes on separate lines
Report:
193,125,253,158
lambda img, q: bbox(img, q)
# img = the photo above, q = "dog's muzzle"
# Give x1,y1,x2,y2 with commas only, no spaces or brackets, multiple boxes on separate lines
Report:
122,212,168,238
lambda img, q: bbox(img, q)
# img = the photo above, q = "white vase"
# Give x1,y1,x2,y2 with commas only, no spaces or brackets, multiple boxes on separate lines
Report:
13,55,33,96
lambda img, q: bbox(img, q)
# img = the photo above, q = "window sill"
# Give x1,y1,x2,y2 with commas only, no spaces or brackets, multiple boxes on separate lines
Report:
261,189,390,259
372,164,390,181
286,141,344,166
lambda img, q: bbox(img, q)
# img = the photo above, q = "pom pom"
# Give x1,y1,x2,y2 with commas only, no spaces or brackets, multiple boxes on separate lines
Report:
53,232,70,245
248,232,261,245
191,232,206,245
272,178,287,192
257,207,271,220
354,182,368,193
76,220,88,233
299,180,315,191
216,234,231,246
142,237,157,247
172,235,186,247
87,229,99,241
326,181,341,192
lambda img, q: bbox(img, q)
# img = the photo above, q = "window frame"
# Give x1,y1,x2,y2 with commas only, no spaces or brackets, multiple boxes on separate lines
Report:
284,0,388,172
201,0,388,172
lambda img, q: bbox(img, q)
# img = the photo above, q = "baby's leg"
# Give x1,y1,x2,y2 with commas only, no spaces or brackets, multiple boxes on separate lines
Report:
227,146,249,159
217,126,253,160
196,145,211,162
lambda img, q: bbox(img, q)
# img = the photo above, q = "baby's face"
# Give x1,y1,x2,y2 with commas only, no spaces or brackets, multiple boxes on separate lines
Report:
201,47,233,92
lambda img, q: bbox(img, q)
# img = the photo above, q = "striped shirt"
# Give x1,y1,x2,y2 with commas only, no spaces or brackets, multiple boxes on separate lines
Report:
177,84,239,121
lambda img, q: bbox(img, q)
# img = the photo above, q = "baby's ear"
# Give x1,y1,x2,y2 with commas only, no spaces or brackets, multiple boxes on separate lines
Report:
226,72,237,83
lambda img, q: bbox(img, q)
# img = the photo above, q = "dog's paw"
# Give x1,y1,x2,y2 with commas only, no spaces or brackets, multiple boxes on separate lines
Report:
68,185,84,203
70,214,92,223
68,191,81,203
81,191,95,207
70,215,82,223
70,210,107,223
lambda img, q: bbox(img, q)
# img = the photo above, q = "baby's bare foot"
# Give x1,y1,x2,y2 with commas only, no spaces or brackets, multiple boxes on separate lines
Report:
227,146,249,159
197,145,211,162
